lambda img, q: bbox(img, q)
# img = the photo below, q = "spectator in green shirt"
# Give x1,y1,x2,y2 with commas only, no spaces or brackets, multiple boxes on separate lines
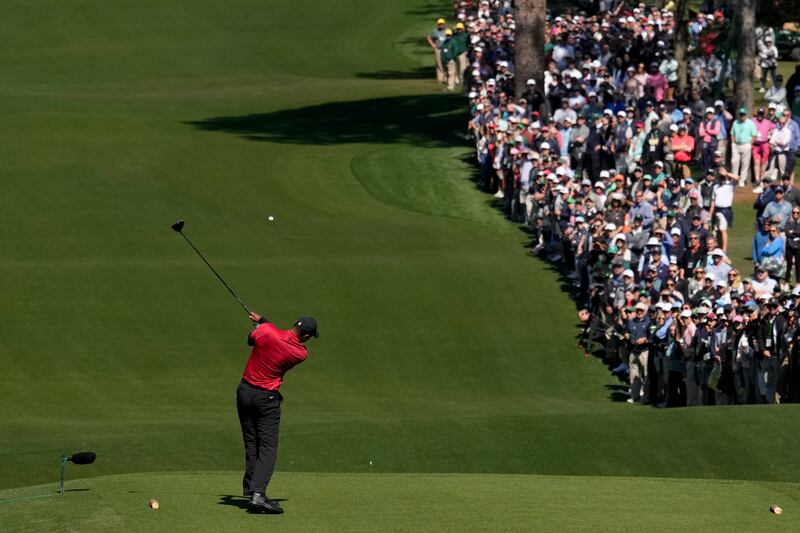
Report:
452,22,469,87
730,108,757,190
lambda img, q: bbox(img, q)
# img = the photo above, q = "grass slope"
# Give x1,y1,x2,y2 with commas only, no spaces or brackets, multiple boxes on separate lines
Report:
2,3,800,529
2,472,799,532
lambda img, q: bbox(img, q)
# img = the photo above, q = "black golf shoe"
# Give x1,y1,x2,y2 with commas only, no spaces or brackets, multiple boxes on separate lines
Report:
247,492,284,514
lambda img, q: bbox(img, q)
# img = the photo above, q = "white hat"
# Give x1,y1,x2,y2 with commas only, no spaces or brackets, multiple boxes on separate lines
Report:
487,78,497,85
594,181,605,189
656,302,672,311
670,124,679,132
714,100,724,107
768,102,777,109
555,167,566,176
604,222,617,231
647,237,660,247
617,110,627,117
603,109,613,116
468,91,478,98
582,178,593,186
705,272,716,282
682,107,692,114
715,278,727,287
706,107,715,114
599,170,610,178
526,78,536,85
614,233,627,242
623,269,635,278
710,248,725,257
575,215,585,223
680,309,692,318
476,103,485,110
654,161,664,167
670,228,681,235
635,302,648,311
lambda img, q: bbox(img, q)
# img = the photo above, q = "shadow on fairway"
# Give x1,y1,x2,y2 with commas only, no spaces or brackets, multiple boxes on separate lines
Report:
355,66,436,80
218,495,287,509
187,94,466,148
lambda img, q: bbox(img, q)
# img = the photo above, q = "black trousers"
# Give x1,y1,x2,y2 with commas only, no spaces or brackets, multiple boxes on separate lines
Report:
236,380,282,496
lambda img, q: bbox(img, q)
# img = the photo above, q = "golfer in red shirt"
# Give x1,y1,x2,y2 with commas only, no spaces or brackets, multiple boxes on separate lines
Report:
237,310,318,514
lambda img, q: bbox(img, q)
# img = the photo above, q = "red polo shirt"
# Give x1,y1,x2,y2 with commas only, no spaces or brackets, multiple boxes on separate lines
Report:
242,323,307,391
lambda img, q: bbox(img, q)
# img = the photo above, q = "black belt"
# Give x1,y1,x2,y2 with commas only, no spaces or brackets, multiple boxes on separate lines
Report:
241,378,279,393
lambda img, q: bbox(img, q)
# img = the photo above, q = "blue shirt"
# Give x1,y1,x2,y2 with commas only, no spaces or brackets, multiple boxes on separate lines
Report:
629,201,655,229
789,118,800,151
715,113,729,140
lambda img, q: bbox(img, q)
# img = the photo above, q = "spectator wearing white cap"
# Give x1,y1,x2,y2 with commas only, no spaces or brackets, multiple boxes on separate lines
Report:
713,100,732,164
706,248,732,282
698,107,721,173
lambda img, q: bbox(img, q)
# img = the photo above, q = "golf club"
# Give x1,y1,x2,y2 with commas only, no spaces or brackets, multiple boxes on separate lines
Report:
171,219,251,316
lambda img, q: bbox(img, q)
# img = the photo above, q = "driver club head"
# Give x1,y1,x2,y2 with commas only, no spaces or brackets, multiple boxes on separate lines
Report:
171,219,185,233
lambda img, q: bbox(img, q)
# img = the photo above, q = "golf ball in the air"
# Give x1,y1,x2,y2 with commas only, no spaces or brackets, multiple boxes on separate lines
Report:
267,215,275,222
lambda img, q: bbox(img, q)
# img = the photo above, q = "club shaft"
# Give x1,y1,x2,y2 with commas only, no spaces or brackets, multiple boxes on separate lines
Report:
178,232,250,315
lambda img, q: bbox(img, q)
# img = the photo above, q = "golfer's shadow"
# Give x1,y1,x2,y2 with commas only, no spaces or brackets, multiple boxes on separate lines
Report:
218,495,287,509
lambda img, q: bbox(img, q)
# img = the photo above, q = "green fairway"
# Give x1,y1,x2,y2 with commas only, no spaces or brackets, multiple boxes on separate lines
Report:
2,0,800,530
2,471,800,532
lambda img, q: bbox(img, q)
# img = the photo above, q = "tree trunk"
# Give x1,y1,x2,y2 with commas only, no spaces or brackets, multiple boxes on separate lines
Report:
734,0,756,113
673,0,690,93
514,0,546,102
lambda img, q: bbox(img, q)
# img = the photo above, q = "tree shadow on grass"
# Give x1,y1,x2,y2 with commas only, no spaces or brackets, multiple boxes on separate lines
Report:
187,94,466,148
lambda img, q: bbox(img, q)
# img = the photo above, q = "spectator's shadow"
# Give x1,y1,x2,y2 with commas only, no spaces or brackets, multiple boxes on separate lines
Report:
606,384,629,403
187,94,465,148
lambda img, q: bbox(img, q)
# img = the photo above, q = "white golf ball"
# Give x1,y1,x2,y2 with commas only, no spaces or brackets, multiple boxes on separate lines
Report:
267,215,275,222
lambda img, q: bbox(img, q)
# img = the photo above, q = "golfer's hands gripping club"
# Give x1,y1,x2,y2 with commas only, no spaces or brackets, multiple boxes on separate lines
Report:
249,311,263,327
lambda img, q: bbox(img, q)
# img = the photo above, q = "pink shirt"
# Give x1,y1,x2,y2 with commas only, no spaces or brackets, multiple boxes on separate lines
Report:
753,117,775,144
646,73,668,102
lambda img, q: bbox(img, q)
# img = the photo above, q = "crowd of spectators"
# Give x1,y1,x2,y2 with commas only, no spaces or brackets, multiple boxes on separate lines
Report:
433,0,800,406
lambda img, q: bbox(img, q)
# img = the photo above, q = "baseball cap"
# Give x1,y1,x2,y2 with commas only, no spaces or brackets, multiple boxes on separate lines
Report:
455,22,465,30
623,269,635,278
294,317,319,338
739,107,748,115
647,237,660,247
710,248,725,257
445,29,453,36
526,78,536,85
437,18,446,24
